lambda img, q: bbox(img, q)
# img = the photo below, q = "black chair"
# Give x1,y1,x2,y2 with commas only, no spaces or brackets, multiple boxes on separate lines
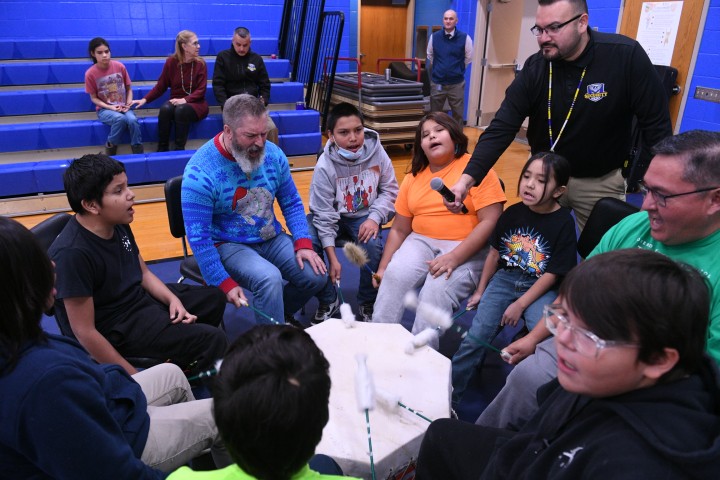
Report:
164,175,205,284
30,212,72,251
577,197,639,258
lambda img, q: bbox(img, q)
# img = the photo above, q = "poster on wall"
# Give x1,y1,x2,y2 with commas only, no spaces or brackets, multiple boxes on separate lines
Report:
636,1,684,66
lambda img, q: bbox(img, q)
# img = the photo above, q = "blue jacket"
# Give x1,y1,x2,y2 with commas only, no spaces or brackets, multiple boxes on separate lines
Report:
0,335,165,479
430,29,468,85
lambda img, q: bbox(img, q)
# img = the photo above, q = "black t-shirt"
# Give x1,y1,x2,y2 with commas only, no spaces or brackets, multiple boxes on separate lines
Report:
49,217,146,335
490,202,577,280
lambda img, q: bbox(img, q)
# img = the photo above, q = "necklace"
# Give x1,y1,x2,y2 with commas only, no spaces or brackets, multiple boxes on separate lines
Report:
547,62,586,152
180,61,193,95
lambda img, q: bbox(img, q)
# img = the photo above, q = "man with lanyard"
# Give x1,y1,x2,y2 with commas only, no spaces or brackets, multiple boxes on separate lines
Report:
426,9,473,126
447,0,671,230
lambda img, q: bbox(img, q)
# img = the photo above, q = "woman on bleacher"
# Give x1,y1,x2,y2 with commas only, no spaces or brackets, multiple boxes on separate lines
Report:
132,30,208,152
371,112,506,349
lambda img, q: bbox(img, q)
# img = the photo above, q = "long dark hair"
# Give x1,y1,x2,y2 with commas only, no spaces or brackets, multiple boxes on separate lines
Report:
516,151,570,201
0,217,53,375
410,112,468,176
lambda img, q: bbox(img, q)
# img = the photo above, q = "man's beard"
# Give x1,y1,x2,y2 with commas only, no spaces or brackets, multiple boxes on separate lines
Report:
230,139,265,175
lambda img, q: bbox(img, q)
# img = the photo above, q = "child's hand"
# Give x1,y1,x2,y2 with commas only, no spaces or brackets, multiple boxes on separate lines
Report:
329,259,342,284
501,301,525,327
168,298,197,324
466,290,483,309
358,219,380,243
500,335,537,365
427,252,460,279
372,268,384,289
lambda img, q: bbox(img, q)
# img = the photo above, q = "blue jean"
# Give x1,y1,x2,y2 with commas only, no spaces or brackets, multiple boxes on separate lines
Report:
307,213,384,305
217,233,326,324
97,108,142,146
451,268,558,405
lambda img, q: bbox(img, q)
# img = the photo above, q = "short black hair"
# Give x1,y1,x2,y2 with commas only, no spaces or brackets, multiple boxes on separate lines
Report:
411,111,468,176
326,102,364,133
651,130,720,189
561,250,710,381
0,217,53,375
63,154,126,214
234,26,250,38
88,37,109,64
538,0,588,14
516,151,570,199
213,325,331,480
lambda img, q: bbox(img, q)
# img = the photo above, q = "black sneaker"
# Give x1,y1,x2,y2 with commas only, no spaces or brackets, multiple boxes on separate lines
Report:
313,296,340,324
104,141,118,156
284,313,306,329
358,302,374,322
131,144,144,154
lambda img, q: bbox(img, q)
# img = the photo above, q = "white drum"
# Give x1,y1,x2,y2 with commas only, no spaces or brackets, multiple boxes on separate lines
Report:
307,319,451,480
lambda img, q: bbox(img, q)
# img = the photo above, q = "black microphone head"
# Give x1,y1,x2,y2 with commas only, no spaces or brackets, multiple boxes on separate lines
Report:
430,177,443,191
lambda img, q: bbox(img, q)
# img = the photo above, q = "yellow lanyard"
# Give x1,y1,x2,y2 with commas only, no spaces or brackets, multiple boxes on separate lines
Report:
547,62,586,152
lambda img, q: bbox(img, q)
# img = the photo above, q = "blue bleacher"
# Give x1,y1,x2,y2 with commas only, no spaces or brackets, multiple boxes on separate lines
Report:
1,110,319,154
0,58,291,86
0,32,321,200
0,82,304,115
0,37,278,61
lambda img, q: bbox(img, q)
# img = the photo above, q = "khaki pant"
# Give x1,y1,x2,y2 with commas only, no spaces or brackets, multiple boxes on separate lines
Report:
559,168,626,231
136,363,230,471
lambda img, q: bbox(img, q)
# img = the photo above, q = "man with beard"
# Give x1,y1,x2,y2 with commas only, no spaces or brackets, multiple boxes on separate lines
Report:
181,94,327,326
447,0,672,230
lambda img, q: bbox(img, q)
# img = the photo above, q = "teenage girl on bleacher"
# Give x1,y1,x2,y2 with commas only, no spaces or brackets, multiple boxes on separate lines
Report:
132,30,208,152
85,37,143,155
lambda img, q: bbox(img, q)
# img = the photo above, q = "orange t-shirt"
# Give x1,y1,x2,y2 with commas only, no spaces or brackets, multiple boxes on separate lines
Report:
394,154,506,241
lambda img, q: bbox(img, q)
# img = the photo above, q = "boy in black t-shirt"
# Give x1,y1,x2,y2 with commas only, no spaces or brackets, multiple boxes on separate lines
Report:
49,154,227,375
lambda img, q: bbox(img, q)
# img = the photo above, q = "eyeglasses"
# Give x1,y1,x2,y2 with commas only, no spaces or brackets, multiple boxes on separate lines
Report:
544,305,638,358
190,41,200,47
637,181,719,208
530,13,583,37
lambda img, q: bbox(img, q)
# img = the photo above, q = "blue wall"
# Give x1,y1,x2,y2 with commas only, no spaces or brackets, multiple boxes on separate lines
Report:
0,0,356,72
680,0,720,132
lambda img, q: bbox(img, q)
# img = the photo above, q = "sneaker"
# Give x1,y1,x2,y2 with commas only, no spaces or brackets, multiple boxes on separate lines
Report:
313,296,340,324
131,144,144,154
104,141,118,156
284,313,306,329
358,302,374,322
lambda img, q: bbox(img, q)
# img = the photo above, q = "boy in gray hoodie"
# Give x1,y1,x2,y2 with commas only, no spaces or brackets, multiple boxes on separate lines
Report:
308,103,399,323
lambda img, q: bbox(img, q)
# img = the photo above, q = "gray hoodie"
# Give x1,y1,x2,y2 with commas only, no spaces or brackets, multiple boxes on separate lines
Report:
309,128,399,249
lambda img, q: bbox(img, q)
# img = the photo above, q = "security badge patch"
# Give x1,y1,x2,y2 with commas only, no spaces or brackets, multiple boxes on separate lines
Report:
584,83,608,102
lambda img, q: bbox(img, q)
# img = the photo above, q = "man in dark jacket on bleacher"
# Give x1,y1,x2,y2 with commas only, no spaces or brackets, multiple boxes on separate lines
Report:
213,27,271,109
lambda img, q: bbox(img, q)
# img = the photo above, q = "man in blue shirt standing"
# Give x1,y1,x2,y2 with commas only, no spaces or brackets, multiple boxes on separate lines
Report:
426,9,473,126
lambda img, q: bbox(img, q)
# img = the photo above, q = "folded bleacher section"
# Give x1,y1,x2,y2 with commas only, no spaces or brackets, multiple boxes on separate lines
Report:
0,36,321,200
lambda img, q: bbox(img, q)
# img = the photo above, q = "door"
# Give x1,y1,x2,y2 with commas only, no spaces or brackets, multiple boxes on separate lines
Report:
619,0,706,130
359,0,409,74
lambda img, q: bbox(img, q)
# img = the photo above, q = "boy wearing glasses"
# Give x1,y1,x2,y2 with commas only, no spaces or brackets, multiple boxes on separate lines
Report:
417,250,720,479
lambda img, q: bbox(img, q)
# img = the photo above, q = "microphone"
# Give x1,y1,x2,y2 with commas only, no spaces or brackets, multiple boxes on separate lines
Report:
430,177,468,214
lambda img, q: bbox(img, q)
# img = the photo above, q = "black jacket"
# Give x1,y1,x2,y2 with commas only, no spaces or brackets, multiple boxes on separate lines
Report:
212,46,271,107
465,30,672,181
481,358,720,479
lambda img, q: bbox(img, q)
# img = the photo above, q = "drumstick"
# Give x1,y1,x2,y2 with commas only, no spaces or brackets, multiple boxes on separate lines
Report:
186,359,224,382
343,242,382,283
355,354,377,480
376,388,433,423
339,303,356,328
239,299,276,324
335,280,345,304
